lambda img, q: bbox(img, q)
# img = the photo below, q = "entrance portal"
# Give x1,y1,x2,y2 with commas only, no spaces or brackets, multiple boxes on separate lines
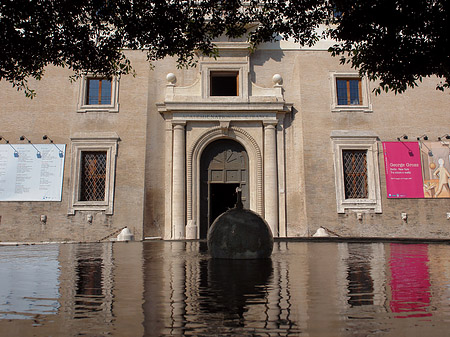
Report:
200,139,249,239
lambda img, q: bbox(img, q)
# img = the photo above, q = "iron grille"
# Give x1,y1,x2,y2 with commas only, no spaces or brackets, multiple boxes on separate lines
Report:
343,150,368,199
80,151,107,201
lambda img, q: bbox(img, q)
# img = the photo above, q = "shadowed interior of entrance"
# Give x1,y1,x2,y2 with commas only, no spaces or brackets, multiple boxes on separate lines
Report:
210,183,239,226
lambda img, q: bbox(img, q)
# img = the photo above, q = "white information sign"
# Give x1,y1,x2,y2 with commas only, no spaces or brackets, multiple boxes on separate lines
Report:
0,144,65,201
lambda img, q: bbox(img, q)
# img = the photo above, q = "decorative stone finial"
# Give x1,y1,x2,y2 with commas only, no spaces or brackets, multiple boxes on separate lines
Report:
313,227,330,237
117,227,134,241
272,74,282,85
166,73,176,84
235,187,243,209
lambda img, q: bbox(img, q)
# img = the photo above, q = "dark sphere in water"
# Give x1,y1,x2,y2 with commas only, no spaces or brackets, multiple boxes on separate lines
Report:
207,208,274,259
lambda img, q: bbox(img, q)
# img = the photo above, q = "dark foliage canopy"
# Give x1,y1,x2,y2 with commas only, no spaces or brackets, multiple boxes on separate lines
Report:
330,0,450,94
1,0,448,97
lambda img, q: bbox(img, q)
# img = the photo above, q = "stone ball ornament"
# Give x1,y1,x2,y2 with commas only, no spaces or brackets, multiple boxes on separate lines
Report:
166,72,176,84
207,192,274,259
272,74,283,85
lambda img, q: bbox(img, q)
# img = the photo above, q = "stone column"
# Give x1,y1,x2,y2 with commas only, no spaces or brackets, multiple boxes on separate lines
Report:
264,122,279,236
172,122,186,239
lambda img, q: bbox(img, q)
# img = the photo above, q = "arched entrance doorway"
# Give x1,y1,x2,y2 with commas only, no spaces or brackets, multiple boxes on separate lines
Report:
200,139,249,239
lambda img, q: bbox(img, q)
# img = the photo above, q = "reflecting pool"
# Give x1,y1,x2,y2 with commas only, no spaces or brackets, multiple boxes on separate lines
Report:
1,241,450,336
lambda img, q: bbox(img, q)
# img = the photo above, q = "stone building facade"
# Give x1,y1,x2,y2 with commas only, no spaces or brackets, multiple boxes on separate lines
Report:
0,39,449,242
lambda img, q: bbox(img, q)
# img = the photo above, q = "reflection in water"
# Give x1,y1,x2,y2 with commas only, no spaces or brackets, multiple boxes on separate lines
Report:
346,243,374,307
2,241,450,336
389,243,431,318
74,244,107,319
203,258,272,320
143,242,302,336
0,245,60,320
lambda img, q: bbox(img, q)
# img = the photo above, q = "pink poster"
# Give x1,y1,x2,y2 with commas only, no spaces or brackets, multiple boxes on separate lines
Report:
383,142,424,198
419,142,450,198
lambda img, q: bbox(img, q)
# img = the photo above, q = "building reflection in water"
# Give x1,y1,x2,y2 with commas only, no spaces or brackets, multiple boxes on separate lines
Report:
198,259,272,324
389,243,431,318
346,243,375,307
74,244,109,318
334,242,388,335
56,242,144,336
56,243,113,333
143,241,303,336
4,241,450,336
141,241,450,336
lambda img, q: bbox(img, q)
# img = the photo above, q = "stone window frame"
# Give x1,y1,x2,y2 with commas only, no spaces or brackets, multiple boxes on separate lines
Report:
331,131,382,214
77,74,120,113
330,72,372,113
68,132,119,215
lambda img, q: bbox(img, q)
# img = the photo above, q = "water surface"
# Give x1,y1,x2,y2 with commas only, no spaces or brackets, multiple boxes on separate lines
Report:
1,241,450,336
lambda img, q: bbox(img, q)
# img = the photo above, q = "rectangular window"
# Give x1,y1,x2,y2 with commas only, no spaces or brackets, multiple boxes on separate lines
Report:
80,151,107,201
336,78,362,105
86,78,112,105
210,71,239,96
342,150,368,199
68,132,119,215
331,131,381,213
78,75,119,112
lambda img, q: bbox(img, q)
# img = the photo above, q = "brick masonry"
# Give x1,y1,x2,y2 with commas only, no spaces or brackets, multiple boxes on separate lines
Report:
1,45,449,242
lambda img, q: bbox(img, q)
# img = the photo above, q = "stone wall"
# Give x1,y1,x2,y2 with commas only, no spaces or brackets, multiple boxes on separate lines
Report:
1,46,449,242
0,52,149,242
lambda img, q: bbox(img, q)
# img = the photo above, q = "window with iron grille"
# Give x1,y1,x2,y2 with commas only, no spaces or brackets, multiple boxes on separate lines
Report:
69,133,119,215
80,151,107,201
331,132,381,213
343,150,368,199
